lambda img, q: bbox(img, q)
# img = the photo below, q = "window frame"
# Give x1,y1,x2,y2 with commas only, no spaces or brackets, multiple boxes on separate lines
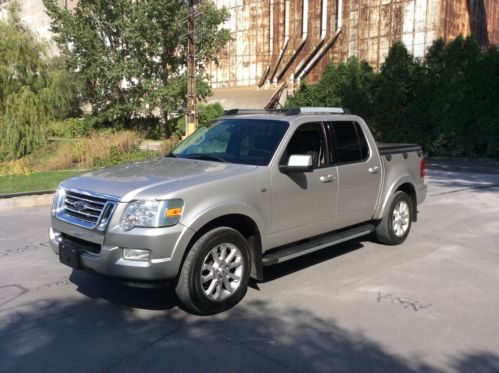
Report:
327,120,371,166
279,121,332,170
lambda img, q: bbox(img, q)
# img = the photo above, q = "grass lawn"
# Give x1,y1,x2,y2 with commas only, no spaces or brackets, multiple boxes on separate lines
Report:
0,170,84,195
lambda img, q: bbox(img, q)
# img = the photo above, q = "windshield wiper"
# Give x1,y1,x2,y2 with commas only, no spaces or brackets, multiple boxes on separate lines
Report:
184,154,226,163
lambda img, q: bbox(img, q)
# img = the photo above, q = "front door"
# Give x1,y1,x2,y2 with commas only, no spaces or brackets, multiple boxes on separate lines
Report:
268,122,338,249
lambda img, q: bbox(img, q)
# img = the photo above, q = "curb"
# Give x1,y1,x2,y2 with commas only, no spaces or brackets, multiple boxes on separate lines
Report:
0,191,55,211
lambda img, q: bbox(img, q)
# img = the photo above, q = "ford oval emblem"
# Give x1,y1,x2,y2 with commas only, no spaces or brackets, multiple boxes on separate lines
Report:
74,200,86,211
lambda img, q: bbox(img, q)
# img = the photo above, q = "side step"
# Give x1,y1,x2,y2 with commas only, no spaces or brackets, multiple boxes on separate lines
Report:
262,224,375,266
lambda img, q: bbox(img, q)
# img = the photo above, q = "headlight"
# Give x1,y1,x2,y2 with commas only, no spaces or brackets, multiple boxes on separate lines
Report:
52,188,66,216
120,199,183,231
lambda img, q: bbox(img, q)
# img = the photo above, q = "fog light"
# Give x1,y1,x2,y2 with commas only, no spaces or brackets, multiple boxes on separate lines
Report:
123,248,151,261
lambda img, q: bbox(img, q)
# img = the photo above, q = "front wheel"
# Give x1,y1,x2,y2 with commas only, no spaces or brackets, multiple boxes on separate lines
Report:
175,227,250,315
375,191,413,245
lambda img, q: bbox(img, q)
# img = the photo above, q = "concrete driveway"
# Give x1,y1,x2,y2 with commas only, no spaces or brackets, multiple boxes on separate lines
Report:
1,161,499,372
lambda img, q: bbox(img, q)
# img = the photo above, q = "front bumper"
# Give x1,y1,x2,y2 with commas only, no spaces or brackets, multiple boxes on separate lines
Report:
50,216,195,282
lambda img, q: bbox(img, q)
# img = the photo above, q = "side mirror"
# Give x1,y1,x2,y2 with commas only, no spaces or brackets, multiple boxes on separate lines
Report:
279,154,313,173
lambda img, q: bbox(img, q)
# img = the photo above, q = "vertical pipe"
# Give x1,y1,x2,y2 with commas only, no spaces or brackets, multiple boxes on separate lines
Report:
293,0,328,80
185,0,197,136
269,0,290,84
297,0,343,82
276,0,309,81
258,0,274,87
269,0,274,59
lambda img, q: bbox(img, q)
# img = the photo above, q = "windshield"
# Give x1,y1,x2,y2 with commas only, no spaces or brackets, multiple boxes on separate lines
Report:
171,119,289,166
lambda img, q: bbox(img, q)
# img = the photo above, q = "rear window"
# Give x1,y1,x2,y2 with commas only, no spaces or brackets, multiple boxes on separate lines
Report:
329,121,370,164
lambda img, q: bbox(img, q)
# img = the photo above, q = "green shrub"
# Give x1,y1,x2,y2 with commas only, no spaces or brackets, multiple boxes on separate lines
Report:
285,36,499,159
48,118,91,138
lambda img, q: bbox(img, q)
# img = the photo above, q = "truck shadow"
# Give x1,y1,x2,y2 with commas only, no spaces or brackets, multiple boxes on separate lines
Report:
1,293,498,372
68,239,366,310
261,239,365,283
69,270,177,311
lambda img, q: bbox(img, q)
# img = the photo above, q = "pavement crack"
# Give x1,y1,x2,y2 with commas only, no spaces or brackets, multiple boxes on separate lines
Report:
216,331,299,372
101,324,184,372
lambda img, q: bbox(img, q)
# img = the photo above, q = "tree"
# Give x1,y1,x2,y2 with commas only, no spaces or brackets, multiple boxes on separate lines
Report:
43,0,231,137
285,37,499,159
0,2,78,161
285,57,374,121
372,42,419,142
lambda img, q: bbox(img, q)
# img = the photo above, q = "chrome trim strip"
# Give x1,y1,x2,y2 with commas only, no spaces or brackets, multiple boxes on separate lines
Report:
63,206,100,219
64,200,102,213
65,195,106,206
62,187,120,202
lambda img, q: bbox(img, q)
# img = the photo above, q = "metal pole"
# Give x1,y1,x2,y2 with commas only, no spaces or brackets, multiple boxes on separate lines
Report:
185,0,198,136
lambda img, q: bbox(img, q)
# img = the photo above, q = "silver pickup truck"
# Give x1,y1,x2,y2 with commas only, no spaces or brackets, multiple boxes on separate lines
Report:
50,107,426,314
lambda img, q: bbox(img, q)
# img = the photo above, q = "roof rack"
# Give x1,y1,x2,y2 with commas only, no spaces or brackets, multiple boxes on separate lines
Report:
223,107,350,116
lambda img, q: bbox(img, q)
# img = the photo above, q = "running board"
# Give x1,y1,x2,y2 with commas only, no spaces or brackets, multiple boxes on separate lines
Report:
262,224,375,266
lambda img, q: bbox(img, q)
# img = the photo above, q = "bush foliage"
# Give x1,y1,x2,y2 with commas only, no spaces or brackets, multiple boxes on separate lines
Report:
0,131,159,176
286,36,499,158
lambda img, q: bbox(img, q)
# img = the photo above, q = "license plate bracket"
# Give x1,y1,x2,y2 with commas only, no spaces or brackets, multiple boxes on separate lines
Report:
59,241,82,269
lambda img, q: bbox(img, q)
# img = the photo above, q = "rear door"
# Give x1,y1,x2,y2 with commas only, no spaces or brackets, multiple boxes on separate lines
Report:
326,121,382,229
268,121,339,249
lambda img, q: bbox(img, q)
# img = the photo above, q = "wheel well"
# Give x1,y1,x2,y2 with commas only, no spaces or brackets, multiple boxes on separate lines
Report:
184,214,263,281
396,183,417,221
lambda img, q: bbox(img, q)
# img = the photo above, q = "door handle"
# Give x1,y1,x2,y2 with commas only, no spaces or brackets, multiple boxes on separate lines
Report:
319,175,335,183
368,166,380,174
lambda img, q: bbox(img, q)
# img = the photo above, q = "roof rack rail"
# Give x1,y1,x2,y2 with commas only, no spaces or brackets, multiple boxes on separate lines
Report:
223,109,284,115
297,107,350,114
223,107,350,116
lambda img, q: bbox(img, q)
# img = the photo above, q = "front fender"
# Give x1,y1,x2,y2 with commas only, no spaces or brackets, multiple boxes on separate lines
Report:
170,201,268,262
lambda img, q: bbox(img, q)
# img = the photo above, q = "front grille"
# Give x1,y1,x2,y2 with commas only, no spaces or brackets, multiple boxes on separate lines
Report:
56,189,118,231
63,191,107,224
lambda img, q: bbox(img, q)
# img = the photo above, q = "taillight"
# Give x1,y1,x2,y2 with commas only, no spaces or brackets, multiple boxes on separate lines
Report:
420,159,426,178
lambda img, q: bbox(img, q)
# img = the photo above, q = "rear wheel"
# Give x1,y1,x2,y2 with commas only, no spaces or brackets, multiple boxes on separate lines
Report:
175,227,250,315
375,191,412,245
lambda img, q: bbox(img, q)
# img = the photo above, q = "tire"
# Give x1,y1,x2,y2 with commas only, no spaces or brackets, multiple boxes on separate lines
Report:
375,191,412,245
175,227,251,315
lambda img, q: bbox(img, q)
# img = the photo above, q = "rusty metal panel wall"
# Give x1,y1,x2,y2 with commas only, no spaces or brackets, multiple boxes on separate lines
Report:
486,0,499,46
209,0,270,88
439,0,498,48
210,0,498,87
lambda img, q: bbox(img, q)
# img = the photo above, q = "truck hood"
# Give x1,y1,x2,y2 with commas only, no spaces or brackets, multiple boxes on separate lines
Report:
60,157,257,202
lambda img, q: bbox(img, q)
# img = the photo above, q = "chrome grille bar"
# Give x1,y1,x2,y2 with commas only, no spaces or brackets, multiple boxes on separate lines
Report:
55,188,118,231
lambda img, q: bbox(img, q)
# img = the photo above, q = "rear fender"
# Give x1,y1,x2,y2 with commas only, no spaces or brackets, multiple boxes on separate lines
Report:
375,176,416,221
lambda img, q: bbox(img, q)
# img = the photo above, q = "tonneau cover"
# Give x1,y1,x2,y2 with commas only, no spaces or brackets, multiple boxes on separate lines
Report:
377,142,422,155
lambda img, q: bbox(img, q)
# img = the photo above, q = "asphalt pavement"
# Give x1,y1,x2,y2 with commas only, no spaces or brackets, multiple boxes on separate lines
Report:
1,161,499,372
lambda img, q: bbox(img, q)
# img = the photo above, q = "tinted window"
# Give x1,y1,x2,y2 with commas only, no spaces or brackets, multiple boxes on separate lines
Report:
281,122,326,168
332,122,360,163
329,121,369,163
172,119,288,166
